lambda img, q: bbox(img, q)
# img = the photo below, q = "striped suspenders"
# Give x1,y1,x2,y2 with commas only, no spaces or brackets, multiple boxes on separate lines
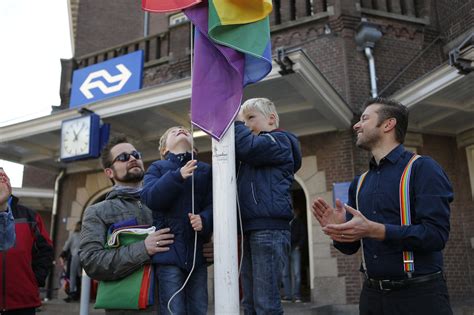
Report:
356,154,421,277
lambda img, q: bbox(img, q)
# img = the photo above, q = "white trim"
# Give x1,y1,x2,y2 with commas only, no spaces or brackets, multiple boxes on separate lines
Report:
391,63,464,108
0,50,352,144
290,52,353,129
12,187,54,199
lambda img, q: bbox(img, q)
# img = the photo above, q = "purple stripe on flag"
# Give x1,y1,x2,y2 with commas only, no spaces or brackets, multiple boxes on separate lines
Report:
184,2,245,140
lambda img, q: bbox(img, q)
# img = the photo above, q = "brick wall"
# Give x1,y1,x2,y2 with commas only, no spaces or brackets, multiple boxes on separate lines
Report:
23,165,56,189
75,0,144,56
420,135,474,302
435,0,474,43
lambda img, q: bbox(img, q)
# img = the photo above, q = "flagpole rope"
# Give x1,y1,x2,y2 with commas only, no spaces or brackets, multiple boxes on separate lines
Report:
166,22,198,315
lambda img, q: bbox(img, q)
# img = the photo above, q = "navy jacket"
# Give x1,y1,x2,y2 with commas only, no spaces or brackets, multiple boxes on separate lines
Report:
335,145,453,279
141,152,213,271
235,121,302,233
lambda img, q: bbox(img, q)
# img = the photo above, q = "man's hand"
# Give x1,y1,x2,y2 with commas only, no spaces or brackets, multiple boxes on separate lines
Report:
188,213,203,232
0,168,12,212
311,197,346,227
180,160,197,180
144,228,174,255
203,240,214,263
322,204,385,242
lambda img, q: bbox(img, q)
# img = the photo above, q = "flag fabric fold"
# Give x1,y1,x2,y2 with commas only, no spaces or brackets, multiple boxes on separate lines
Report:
184,3,245,140
184,0,273,140
142,0,201,13
208,0,273,86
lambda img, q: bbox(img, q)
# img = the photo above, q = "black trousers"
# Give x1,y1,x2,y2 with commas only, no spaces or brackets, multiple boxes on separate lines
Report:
359,276,453,315
0,308,35,315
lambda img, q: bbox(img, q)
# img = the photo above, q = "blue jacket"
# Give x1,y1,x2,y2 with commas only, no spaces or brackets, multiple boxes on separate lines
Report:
235,121,302,233
141,152,213,271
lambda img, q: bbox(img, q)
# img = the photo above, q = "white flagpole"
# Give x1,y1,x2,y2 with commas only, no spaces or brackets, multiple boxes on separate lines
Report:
212,127,240,314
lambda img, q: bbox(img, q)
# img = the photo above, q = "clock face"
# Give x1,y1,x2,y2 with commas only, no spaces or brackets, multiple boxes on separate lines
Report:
60,116,92,159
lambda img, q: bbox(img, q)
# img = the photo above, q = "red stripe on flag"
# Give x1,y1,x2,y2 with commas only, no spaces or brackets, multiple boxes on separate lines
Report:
142,0,201,12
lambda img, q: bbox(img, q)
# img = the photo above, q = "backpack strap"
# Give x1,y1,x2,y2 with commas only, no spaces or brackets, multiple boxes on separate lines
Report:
399,154,421,276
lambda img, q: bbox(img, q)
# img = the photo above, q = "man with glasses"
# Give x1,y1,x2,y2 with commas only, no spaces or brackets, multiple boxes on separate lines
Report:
79,135,174,314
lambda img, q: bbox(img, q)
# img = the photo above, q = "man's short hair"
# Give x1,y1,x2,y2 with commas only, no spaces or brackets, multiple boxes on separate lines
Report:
100,135,129,169
364,97,409,143
241,98,280,128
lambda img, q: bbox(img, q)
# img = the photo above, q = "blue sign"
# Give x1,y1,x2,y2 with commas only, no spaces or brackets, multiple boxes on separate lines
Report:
70,50,144,108
333,182,351,206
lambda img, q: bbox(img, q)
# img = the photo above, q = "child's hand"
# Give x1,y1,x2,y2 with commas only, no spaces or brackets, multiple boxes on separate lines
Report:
188,213,203,232
180,160,197,179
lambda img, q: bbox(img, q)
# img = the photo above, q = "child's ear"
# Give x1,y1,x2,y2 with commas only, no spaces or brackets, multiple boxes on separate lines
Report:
269,113,276,126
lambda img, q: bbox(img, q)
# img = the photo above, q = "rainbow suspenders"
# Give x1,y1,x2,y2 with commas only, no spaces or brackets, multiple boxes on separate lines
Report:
356,154,421,277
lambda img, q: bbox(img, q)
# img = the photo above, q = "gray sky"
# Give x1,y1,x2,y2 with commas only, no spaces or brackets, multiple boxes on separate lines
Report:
0,1,73,186
0,0,72,126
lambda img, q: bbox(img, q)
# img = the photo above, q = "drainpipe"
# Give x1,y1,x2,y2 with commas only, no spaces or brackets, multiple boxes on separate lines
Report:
355,19,382,98
364,47,378,97
46,169,65,299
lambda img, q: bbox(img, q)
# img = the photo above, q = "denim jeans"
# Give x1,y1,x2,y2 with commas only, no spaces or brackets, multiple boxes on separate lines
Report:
157,264,208,315
282,246,302,299
241,229,290,315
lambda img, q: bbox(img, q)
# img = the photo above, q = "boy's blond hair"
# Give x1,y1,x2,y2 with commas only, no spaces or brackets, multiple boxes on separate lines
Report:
240,98,280,128
158,126,195,159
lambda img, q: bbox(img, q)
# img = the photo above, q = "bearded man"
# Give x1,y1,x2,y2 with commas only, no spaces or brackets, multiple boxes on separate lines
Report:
79,135,174,314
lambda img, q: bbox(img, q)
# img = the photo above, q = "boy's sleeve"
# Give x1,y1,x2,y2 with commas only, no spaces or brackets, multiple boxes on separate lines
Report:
234,122,293,166
141,163,186,212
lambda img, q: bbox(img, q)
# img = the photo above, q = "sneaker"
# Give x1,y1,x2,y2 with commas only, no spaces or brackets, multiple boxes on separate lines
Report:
281,296,292,303
295,298,303,303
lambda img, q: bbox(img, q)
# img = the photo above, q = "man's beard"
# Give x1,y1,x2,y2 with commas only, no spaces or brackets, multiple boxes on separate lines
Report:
115,168,144,183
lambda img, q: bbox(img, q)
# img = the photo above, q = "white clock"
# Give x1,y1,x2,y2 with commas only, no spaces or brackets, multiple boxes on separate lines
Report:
60,114,101,161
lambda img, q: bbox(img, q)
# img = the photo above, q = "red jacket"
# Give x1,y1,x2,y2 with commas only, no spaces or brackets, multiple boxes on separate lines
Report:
0,196,53,311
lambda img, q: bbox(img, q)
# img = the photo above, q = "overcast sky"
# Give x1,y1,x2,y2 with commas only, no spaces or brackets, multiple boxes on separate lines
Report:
0,1,72,186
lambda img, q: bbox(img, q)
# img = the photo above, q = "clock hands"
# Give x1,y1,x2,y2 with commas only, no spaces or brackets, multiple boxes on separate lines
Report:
72,123,85,141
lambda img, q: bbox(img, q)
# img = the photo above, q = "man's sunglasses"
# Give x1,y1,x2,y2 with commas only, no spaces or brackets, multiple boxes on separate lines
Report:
111,150,142,165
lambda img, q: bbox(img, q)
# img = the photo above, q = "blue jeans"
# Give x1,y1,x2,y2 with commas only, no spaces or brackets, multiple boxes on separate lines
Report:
282,247,302,299
157,264,208,315
241,230,291,315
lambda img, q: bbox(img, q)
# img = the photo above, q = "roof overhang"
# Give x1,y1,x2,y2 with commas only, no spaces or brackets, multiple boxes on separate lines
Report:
391,44,474,136
11,187,54,211
0,50,352,173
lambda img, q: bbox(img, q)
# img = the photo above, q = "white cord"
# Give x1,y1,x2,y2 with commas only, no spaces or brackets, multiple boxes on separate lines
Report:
236,163,244,275
166,24,198,315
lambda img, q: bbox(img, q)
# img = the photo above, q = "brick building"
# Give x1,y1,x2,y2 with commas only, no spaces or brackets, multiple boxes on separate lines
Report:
0,0,473,310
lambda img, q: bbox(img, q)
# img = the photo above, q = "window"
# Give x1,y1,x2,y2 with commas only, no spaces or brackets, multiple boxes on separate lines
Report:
169,12,189,27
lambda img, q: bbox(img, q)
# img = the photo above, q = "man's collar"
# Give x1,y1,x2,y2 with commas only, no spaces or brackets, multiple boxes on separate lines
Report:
369,144,405,168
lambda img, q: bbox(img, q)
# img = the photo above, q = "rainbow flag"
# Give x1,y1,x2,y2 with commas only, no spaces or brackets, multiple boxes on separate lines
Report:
184,2,245,140
185,0,273,139
208,0,273,86
142,0,201,12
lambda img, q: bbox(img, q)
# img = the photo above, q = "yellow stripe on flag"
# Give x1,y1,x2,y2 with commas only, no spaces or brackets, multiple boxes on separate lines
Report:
213,0,272,25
